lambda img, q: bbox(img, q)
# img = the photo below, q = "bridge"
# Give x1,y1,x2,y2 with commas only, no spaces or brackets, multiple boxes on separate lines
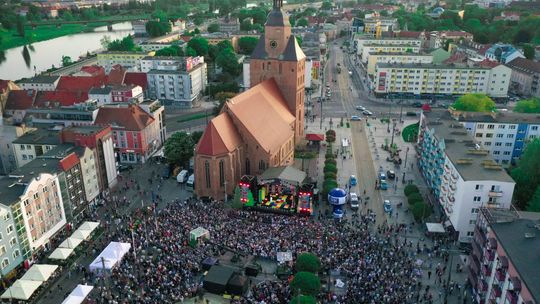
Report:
29,16,153,31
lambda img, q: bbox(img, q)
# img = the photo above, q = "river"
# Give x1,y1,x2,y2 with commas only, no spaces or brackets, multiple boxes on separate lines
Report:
0,22,134,81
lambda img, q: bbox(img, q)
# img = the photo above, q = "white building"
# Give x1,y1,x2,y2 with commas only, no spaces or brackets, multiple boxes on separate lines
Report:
366,52,433,76
88,87,112,106
360,44,421,63
354,36,421,56
373,63,512,98
450,110,540,166
132,20,147,37
144,56,207,108
97,52,148,73
77,147,100,205
12,128,63,169
242,58,251,91
418,110,516,243
18,76,59,92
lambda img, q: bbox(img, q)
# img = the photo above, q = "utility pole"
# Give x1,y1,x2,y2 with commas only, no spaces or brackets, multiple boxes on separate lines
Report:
390,121,397,147
387,100,392,132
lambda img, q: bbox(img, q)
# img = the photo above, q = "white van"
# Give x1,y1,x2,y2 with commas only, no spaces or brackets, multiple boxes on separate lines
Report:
186,174,195,191
177,170,188,183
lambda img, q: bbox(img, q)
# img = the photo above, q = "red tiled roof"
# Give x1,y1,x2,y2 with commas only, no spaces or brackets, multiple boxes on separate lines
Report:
107,64,126,86
57,75,108,92
0,80,9,93
196,113,242,156
478,59,500,68
80,65,105,77
58,153,79,171
94,105,154,131
5,90,36,110
397,31,423,38
306,133,324,141
34,91,88,108
123,72,147,90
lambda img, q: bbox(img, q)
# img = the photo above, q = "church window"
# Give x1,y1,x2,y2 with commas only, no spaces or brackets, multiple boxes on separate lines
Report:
262,63,265,70
219,160,225,187
279,63,282,74
245,158,251,175
259,160,266,171
205,161,211,188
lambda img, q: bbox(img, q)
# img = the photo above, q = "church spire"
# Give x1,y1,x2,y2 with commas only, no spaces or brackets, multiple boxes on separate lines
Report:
273,0,283,10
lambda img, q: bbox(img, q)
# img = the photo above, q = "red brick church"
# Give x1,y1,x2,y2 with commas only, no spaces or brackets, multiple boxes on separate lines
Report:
194,0,306,199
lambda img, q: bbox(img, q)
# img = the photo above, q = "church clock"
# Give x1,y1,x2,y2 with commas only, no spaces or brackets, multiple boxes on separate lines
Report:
270,40,278,49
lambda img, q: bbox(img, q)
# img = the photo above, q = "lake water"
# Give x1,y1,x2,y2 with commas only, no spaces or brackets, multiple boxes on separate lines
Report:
0,22,134,81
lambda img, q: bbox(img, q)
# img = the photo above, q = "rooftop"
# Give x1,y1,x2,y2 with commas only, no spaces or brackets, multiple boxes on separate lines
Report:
13,127,62,145
95,104,154,131
62,125,108,135
367,52,431,56
505,57,540,74
453,110,540,125
490,217,540,302
18,75,59,84
376,62,491,70
423,110,514,183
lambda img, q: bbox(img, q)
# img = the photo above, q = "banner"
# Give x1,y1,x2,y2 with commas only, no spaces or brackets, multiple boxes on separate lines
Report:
378,72,387,91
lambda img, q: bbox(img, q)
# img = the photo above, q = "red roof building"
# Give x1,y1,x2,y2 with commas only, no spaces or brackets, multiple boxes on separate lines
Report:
478,59,500,68
107,64,127,86
58,152,80,171
94,104,159,163
34,91,88,108
78,65,106,77
56,75,108,93
123,72,148,91
5,90,36,110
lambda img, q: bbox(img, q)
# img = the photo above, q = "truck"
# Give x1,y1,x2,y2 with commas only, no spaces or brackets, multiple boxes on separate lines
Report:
176,170,189,183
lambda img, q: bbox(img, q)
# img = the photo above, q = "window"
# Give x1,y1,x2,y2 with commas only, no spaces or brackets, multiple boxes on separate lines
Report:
477,124,484,129
219,160,224,187
509,125,516,129
505,143,512,147
507,134,514,139
1,258,8,269
486,133,493,138
498,125,505,129
476,133,483,138
495,142,502,146
467,231,474,237
469,220,477,225
20,145,25,150
0,246,5,256
471,208,479,214
6,225,13,235
497,134,503,138
12,250,19,259
245,158,251,175
22,155,27,160
204,161,211,189
493,151,500,155
488,124,494,129
484,142,492,146
9,237,16,247
532,126,538,131
475,185,483,190
473,196,481,202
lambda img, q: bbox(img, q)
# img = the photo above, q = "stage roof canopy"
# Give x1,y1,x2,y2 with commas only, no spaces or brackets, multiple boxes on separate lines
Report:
259,166,307,186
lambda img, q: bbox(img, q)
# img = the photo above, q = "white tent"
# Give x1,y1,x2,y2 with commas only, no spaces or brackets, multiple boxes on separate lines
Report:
49,248,74,260
426,222,446,233
0,280,42,300
59,237,83,249
190,227,209,241
78,221,99,233
89,242,131,274
21,264,58,282
61,284,94,304
71,229,92,240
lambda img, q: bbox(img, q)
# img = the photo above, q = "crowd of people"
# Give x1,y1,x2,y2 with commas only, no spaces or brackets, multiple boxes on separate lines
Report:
79,195,444,304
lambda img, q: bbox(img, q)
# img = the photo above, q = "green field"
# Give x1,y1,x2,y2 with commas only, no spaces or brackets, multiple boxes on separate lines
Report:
0,23,110,51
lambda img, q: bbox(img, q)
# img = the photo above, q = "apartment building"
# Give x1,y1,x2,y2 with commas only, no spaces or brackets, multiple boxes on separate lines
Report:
373,63,511,98
469,207,540,304
0,124,35,176
138,99,166,147
451,109,540,166
144,56,207,108
366,52,433,76
0,171,66,274
360,44,421,63
17,76,60,92
354,35,421,56
363,17,399,34
418,110,515,243
485,44,524,64
12,128,62,168
505,58,540,98
97,51,148,73
25,102,99,127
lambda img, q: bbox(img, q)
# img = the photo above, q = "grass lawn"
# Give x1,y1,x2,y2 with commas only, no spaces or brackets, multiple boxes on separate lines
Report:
402,122,419,143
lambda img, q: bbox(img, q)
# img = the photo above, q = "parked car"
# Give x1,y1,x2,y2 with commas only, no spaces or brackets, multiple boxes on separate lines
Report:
379,180,388,190
118,164,133,172
387,170,396,179
349,175,358,186
362,110,373,116
351,115,361,121
349,193,359,209
383,200,393,213
356,105,366,111
176,170,189,183
379,172,387,181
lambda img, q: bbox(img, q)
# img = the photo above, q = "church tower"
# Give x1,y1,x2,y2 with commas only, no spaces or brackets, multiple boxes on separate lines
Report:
250,0,306,143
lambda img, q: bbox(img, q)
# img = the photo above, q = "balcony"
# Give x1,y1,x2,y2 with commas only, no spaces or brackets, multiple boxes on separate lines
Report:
508,277,521,291
489,238,497,250
475,226,487,244
492,284,502,297
472,240,483,259
471,255,481,274
488,190,503,197
449,184,457,191
484,249,495,262
479,279,488,292
481,264,492,277
468,269,478,288
506,291,518,304
495,269,506,282
448,196,455,203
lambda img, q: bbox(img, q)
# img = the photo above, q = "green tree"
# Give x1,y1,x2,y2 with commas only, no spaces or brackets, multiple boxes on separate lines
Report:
155,45,184,57
511,139,540,209
107,35,138,52
164,131,195,166
321,1,333,10
216,48,241,75
404,184,420,196
213,92,237,115
290,272,321,297
187,37,209,56
407,192,423,205
452,93,495,112
289,295,316,304
514,29,532,44
61,55,72,67
296,36,303,47
514,98,540,113
240,19,252,31
238,36,259,54
185,46,197,57
296,253,321,273
297,18,309,27
146,20,171,37
523,44,535,60
410,201,432,221
16,15,25,37
217,40,233,51
208,23,220,33
527,187,540,212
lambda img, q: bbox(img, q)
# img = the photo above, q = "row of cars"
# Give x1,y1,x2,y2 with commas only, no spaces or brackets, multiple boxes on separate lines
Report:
351,105,374,121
